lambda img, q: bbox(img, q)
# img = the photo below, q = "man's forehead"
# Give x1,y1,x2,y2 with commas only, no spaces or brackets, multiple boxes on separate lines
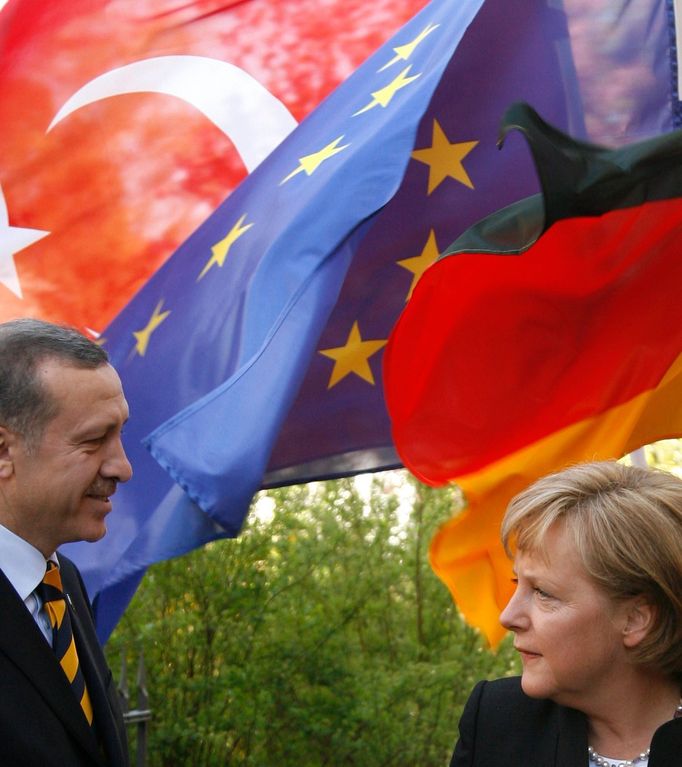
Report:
38,360,127,416
38,358,115,385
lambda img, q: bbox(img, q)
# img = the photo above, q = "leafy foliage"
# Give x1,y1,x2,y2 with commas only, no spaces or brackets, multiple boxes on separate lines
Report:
108,474,519,766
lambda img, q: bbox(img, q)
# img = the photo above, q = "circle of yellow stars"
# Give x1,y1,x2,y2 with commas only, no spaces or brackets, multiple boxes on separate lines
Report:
127,21,481,394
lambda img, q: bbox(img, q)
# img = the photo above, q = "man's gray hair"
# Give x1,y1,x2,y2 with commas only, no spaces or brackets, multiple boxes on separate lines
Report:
0,318,108,445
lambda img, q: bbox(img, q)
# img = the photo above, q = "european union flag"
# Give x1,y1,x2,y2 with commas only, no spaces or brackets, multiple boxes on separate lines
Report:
61,0,677,639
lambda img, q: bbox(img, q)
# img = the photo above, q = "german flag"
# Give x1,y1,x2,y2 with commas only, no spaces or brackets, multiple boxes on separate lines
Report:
383,103,682,645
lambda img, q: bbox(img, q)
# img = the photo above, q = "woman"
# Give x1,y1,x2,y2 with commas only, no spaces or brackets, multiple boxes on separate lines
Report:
450,460,682,766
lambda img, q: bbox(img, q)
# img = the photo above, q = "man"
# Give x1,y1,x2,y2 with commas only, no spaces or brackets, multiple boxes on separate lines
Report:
0,318,132,766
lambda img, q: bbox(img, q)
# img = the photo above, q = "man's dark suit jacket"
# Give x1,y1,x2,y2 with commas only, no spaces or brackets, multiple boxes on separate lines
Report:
0,556,129,766
450,676,682,766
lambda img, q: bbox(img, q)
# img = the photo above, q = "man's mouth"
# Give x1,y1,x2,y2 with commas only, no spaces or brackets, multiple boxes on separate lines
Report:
86,484,116,502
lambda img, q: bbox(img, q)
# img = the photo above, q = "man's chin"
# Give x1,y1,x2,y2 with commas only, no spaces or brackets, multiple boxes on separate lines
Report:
84,522,108,543
66,518,108,546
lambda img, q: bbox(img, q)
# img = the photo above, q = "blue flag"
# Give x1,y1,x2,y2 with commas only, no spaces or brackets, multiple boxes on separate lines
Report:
61,0,679,639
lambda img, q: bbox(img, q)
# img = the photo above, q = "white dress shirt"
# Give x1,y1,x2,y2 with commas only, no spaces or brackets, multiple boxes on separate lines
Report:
0,522,58,644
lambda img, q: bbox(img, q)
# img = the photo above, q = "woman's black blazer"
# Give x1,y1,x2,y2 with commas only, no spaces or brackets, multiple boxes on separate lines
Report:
451,676,681,767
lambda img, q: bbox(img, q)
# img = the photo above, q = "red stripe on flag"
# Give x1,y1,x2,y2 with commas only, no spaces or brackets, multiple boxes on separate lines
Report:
385,196,682,485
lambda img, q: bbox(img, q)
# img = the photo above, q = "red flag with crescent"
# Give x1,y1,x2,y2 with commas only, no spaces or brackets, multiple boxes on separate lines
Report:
0,0,428,332
384,103,682,644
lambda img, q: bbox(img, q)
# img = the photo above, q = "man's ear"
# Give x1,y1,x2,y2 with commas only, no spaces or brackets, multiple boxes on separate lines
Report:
622,597,656,649
0,427,16,479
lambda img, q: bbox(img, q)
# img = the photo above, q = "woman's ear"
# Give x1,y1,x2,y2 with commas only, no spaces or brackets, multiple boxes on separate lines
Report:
622,597,656,648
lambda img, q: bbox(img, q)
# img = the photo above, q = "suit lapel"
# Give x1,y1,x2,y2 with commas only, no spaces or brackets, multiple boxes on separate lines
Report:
650,717,682,766
61,560,128,767
0,568,103,765
556,704,588,767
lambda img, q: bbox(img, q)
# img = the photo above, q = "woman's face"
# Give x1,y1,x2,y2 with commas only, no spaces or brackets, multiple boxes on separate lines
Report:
499,519,632,708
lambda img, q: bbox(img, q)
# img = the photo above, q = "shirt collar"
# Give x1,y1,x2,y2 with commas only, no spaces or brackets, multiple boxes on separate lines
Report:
0,523,57,600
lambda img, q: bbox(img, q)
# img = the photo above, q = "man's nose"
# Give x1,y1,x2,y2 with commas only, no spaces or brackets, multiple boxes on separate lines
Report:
102,437,133,483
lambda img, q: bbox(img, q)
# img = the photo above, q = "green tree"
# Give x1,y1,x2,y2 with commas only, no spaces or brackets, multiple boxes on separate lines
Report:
108,474,518,766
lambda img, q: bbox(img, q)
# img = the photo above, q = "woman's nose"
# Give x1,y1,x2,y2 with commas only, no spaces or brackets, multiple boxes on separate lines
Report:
500,588,526,632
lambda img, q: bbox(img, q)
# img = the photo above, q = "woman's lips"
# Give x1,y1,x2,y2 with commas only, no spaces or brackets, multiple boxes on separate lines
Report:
516,646,542,661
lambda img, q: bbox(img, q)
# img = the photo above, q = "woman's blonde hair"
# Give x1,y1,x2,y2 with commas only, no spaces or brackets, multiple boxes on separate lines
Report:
501,460,682,680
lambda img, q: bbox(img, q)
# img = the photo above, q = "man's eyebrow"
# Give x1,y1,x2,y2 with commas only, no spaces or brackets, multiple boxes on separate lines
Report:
76,416,127,438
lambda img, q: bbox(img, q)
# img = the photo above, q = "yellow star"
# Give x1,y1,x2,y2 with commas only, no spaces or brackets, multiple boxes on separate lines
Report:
133,300,171,357
411,119,479,194
198,214,253,281
379,23,439,71
354,66,421,116
281,136,350,184
319,321,387,388
397,229,440,300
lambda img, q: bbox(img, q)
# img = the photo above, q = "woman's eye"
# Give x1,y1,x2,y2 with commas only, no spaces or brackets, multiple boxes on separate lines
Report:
533,587,552,599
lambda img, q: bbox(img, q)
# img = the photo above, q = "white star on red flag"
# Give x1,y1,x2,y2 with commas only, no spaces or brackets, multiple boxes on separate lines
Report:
0,184,49,299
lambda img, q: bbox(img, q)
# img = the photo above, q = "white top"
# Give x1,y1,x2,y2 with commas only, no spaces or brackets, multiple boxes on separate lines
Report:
0,522,58,644
589,753,649,766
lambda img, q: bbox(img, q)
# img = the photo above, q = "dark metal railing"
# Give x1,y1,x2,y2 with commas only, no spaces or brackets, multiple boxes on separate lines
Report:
119,652,152,767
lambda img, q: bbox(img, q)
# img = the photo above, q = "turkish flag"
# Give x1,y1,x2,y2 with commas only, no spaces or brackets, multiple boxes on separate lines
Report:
0,0,428,330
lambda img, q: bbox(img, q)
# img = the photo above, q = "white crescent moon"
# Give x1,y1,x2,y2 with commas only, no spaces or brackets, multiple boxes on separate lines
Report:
49,55,298,172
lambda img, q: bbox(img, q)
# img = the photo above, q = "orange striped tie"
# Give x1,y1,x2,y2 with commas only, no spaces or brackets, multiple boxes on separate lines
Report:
37,562,94,725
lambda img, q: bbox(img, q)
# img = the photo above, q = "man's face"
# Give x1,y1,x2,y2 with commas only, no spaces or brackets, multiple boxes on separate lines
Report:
4,359,132,556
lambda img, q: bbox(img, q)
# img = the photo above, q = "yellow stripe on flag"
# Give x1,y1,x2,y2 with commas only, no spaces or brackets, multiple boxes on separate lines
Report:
431,351,682,646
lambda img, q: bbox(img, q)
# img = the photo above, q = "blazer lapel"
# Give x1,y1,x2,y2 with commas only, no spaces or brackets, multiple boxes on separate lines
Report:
556,703,588,767
0,569,103,765
69,596,128,767
60,560,128,767
650,717,682,766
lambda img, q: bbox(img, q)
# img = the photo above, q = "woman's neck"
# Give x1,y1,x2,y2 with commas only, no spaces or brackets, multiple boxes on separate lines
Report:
586,673,680,759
